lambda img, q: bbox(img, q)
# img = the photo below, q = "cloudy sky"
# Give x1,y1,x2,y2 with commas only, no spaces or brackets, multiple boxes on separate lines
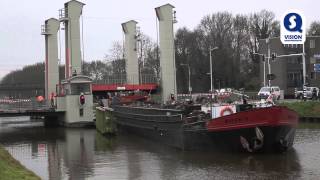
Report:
0,0,318,79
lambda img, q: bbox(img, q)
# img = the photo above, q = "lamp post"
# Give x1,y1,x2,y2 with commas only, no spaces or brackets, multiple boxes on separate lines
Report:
302,43,306,85
209,46,219,92
181,63,192,95
266,38,271,87
254,37,275,87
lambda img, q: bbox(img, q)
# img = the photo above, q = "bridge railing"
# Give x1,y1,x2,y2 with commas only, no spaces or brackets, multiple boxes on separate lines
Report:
93,74,159,85
0,99,51,112
0,83,43,90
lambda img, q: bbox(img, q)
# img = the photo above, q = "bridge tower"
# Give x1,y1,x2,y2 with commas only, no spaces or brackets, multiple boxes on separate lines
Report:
54,0,93,127
59,0,85,79
41,18,60,100
122,20,139,84
155,4,177,103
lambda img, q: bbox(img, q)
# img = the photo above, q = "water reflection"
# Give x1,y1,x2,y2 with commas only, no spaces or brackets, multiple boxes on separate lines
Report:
114,135,302,180
2,117,320,180
47,142,62,180
95,132,117,152
63,129,95,179
175,150,301,179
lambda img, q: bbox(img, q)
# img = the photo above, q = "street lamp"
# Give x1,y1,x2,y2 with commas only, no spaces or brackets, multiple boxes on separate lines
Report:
266,38,271,87
302,43,306,85
209,46,219,92
180,63,192,95
253,38,273,87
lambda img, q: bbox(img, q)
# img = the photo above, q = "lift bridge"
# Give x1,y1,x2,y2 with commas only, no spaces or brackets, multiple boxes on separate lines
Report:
0,0,174,126
0,74,158,99
0,74,158,126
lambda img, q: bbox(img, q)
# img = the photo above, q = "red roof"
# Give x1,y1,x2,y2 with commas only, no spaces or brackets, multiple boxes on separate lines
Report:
92,83,158,92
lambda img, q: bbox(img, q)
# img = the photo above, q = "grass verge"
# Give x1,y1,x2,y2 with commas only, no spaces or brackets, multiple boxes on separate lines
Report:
0,145,40,180
279,101,320,117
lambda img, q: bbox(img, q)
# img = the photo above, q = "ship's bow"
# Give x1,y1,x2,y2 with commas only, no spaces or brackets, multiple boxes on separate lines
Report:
205,106,298,153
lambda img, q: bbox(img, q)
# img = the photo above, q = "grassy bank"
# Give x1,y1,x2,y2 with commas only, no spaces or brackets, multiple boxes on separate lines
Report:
280,101,320,117
0,145,40,180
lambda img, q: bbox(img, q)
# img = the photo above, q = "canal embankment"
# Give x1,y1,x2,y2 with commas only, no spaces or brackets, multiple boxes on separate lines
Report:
280,101,320,122
0,145,40,180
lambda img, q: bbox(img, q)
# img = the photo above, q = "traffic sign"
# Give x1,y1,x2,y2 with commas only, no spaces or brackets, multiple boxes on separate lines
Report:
314,64,320,72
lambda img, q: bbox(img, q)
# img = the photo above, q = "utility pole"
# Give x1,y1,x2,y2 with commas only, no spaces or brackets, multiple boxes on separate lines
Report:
181,63,191,95
209,46,218,92
266,38,271,87
302,43,306,85
210,48,212,91
263,60,266,86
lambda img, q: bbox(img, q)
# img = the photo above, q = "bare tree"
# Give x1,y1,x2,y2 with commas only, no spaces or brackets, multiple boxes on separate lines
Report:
233,14,251,88
308,21,320,36
137,33,160,83
103,41,126,81
197,12,234,89
249,10,279,60
83,60,109,82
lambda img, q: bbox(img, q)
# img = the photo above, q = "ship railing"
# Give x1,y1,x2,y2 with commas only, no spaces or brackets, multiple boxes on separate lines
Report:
113,109,183,121
128,112,183,118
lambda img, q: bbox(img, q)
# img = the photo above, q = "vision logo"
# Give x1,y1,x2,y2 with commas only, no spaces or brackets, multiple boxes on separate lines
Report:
284,13,303,33
281,11,305,44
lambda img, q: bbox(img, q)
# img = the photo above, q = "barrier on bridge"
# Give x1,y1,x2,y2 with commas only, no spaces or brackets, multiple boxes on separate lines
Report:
93,74,159,85
0,98,51,112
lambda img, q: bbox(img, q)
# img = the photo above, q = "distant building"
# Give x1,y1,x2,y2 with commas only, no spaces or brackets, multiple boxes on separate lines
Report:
258,36,320,96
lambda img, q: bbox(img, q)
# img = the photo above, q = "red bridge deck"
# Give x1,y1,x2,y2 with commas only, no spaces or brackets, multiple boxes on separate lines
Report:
92,83,158,92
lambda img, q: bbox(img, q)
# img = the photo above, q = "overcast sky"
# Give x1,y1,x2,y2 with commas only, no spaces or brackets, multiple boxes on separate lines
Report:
0,0,318,79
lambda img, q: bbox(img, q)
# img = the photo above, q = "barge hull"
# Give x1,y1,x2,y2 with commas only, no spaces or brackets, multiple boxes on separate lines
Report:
113,106,298,153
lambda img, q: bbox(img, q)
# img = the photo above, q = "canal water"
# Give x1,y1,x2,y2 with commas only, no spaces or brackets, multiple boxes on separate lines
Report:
0,117,320,180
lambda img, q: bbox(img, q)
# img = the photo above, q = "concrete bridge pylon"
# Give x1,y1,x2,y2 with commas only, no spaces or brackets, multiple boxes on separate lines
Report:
122,20,139,84
41,18,60,100
155,4,177,104
59,0,85,79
